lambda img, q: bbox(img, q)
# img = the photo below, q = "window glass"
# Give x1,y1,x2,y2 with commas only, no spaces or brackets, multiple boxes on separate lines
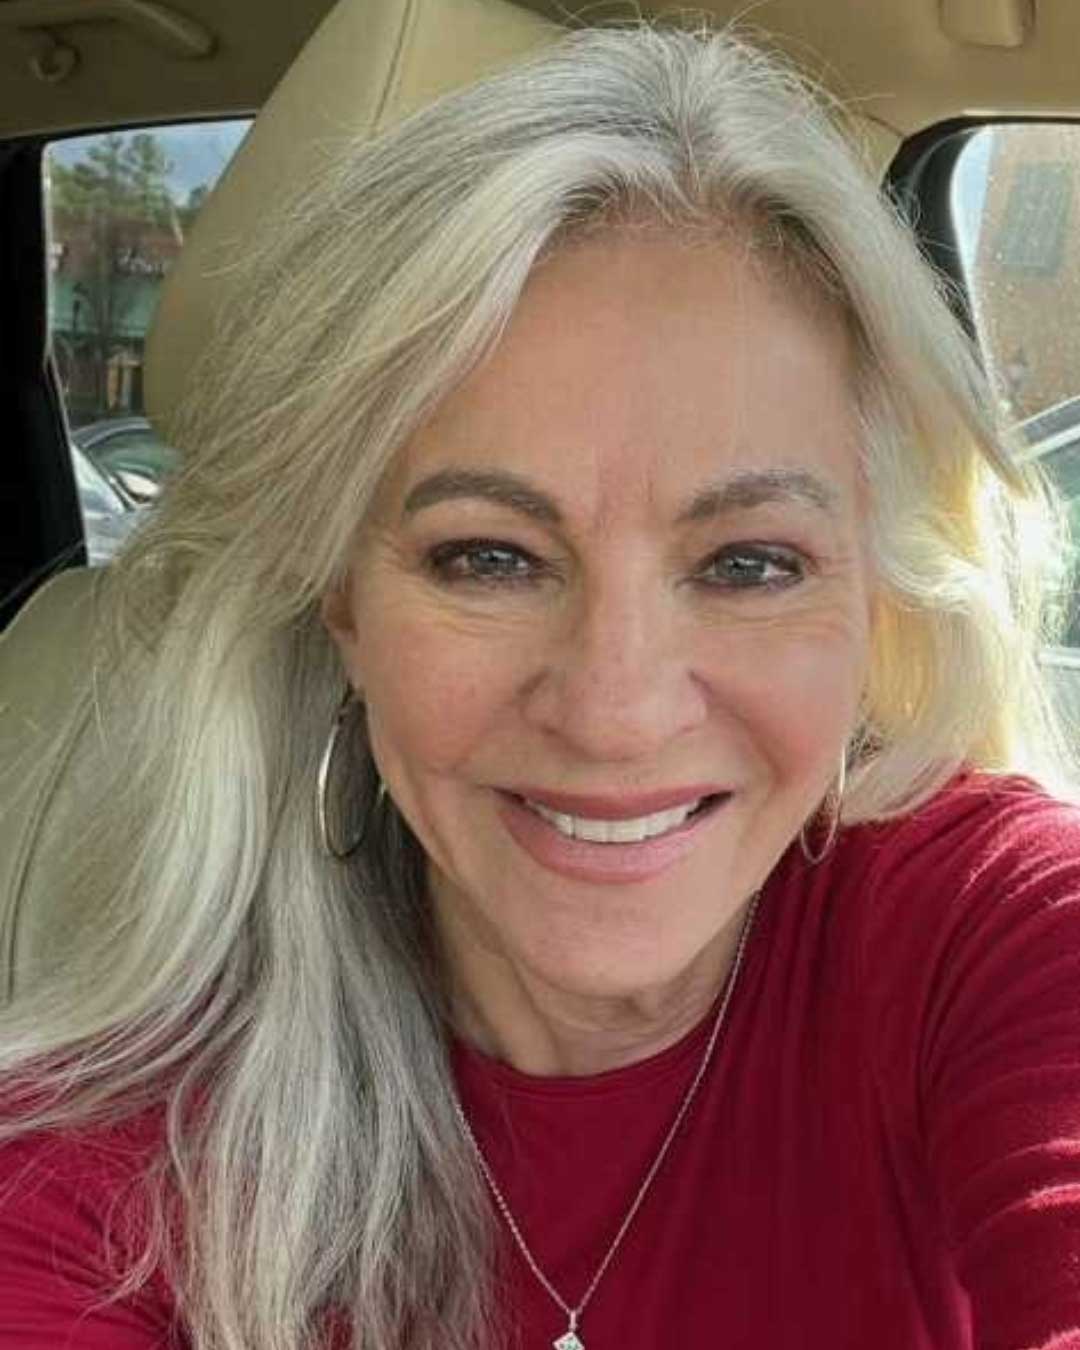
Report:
952,124,1080,648
45,120,251,561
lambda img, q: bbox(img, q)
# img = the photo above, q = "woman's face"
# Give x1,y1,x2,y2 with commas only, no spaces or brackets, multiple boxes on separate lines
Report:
324,231,873,1005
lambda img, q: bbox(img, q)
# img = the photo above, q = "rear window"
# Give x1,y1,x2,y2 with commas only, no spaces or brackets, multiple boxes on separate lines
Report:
44,120,251,560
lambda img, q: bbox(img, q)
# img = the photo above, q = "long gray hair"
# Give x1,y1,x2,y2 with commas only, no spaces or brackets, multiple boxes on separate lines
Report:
1,21,1072,1350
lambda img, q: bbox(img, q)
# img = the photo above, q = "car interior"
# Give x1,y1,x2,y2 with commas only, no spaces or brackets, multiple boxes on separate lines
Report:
3,0,1080,996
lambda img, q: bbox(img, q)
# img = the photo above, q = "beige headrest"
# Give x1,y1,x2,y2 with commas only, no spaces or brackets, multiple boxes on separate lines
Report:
145,0,562,437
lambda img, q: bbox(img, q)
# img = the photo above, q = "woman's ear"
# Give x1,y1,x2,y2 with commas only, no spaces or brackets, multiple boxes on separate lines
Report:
320,583,355,644
320,582,364,695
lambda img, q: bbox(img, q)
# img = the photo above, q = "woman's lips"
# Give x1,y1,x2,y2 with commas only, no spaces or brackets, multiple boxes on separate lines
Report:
495,789,730,884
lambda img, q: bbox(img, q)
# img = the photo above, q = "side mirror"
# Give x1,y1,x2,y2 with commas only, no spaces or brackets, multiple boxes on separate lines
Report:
115,469,160,504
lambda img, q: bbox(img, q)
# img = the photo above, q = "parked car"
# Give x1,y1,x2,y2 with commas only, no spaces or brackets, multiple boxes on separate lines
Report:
1015,398,1080,651
1019,396,1080,459
70,443,145,565
72,415,177,504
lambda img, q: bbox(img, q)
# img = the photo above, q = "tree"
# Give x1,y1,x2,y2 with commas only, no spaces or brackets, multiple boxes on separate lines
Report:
124,133,176,229
177,182,211,235
50,132,178,417
50,131,176,226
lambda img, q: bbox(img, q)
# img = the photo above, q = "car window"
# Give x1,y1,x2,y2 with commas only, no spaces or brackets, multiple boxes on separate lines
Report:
950,123,1080,649
44,120,251,560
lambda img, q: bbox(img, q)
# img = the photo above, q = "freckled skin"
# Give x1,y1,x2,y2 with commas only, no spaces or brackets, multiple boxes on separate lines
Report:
323,232,873,1076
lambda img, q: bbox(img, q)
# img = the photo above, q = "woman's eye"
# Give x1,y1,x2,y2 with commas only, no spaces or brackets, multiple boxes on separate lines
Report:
699,544,807,590
426,539,543,585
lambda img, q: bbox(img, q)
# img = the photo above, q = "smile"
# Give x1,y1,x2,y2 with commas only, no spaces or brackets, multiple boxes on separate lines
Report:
523,796,714,843
497,790,730,884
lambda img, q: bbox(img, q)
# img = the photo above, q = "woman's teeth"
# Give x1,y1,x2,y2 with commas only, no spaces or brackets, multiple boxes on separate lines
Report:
524,798,703,843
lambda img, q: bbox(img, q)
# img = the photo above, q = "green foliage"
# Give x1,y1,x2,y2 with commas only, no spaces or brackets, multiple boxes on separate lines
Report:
50,131,176,227
49,131,219,421
177,182,211,233
49,131,187,421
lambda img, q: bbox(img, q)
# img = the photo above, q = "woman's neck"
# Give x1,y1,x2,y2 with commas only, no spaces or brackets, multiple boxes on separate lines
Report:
443,902,753,1078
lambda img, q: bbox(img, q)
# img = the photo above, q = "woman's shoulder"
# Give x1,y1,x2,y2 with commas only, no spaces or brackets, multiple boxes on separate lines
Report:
819,769,1080,1058
755,769,1080,1052
1,1098,170,1189
846,767,1080,898
0,1103,183,1348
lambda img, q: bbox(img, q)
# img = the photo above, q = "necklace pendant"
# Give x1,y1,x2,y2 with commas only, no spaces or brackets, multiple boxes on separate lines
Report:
554,1334,584,1350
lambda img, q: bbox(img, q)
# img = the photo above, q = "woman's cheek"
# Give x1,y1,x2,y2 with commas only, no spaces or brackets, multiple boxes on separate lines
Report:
696,617,867,765
365,608,533,769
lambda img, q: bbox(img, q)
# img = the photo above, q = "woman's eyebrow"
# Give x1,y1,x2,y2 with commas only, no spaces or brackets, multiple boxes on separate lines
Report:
402,469,562,523
401,466,837,525
677,469,839,523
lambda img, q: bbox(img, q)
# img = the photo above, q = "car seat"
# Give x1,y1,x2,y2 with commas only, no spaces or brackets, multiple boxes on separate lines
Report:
0,0,561,1002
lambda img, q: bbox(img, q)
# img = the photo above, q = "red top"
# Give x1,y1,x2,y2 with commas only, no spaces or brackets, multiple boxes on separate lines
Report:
3,772,1080,1348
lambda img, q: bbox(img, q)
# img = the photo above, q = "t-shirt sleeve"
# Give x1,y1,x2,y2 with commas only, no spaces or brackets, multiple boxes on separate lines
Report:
0,1121,188,1348
887,787,1080,1350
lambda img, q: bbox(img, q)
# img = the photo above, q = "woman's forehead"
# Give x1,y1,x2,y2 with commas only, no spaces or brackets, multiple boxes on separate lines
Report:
383,230,862,520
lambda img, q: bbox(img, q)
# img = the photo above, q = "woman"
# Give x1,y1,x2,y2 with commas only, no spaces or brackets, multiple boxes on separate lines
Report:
2,22,1079,1350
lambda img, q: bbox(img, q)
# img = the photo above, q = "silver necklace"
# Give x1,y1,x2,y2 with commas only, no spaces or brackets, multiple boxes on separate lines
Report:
452,889,762,1350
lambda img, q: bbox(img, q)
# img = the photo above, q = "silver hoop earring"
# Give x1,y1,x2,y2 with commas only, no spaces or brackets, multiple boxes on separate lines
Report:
799,752,847,866
316,691,387,860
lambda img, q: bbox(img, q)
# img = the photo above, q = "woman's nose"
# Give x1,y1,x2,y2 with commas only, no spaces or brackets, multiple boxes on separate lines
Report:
520,578,708,763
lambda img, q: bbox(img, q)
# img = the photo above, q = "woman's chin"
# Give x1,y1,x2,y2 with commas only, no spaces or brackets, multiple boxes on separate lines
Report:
502,912,733,1010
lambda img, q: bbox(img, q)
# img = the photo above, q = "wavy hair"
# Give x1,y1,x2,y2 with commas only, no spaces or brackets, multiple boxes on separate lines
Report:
2,21,1074,1350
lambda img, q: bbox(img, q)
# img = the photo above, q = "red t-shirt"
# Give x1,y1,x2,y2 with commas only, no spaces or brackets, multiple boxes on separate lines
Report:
3,772,1080,1348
